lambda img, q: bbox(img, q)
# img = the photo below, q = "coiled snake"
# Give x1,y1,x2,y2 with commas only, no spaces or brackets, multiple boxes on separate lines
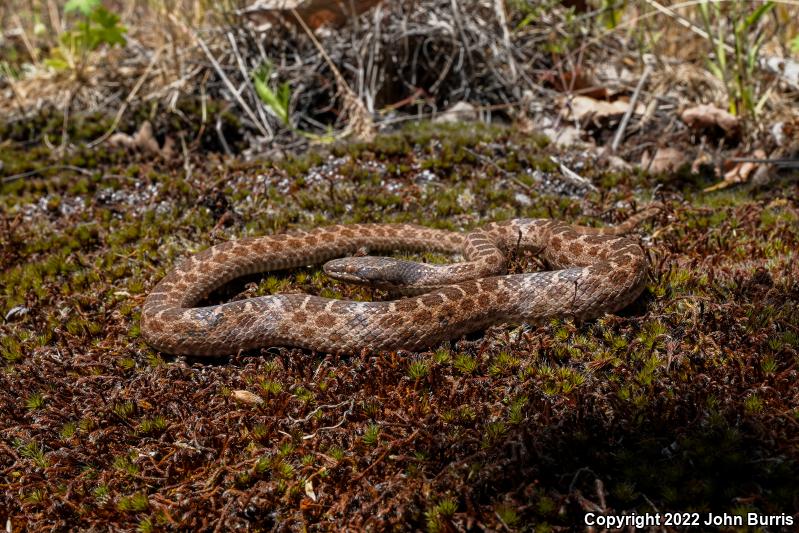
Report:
141,205,662,355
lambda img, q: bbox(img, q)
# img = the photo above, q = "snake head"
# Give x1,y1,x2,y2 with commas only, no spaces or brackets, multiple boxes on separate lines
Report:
323,257,423,289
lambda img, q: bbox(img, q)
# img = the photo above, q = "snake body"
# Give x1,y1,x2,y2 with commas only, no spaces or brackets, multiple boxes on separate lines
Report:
141,206,660,356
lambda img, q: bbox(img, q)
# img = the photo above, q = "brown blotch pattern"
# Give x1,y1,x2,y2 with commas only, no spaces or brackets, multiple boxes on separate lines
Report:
316,313,337,328
414,309,433,322
421,293,444,307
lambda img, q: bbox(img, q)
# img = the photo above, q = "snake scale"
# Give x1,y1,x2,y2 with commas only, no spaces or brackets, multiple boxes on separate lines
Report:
141,205,662,356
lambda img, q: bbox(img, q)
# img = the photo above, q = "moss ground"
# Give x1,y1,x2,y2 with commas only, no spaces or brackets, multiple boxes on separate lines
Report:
1,121,798,530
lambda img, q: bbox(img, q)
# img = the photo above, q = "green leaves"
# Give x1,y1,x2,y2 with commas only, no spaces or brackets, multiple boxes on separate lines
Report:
46,2,127,72
252,61,335,142
697,0,775,117
83,7,127,49
64,0,101,16
252,63,291,126
65,6,127,52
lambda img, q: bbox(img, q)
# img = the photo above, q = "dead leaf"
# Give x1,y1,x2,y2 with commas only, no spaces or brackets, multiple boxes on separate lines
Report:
304,478,317,501
604,155,632,171
704,149,766,191
539,68,608,100
541,126,587,148
433,101,478,123
641,147,688,173
563,95,643,124
681,104,740,138
231,390,264,405
108,121,161,155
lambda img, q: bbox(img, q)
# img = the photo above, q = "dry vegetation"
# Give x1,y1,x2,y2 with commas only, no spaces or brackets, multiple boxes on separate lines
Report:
1,0,799,531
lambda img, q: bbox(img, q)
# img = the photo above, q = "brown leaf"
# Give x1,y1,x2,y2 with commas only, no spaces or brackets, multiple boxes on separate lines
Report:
704,149,766,191
539,68,608,100
681,104,740,137
108,121,161,155
641,147,688,173
563,95,643,124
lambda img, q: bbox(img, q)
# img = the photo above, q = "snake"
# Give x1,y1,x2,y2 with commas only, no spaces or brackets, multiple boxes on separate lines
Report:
140,205,662,356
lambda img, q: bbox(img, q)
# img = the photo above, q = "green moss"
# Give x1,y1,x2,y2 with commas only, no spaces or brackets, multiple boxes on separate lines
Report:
362,423,380,445
117,492,149,512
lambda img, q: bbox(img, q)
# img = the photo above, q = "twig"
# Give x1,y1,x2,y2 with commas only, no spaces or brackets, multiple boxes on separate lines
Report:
493,0,517,81
10,13,39,64
298,399,355,440
611,54,654,153
353,429,420,481
725,157,799,168
287,400,352,424
550,156,599,193
1,165,93,184
180,134,192,180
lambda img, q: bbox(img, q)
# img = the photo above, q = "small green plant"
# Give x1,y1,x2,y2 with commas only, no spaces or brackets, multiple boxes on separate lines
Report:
112,454,140,476
23,488,47,505
1,335,24,363
407,358,430,380
363,423,380,445
137,416,167,435
137,516,154,533
25,392,45,410
482,421,506,448
697,0,775,117
760,355,777,375
453,354,478,374
744,394,763,414
259,378,283,395
425,497,458,532
293,385,314,404
272,459,294,479
253,62,291,126
14,439,49,469
46,0,127,74
328,445,345,461
434,347,451,364
113,401,135,419
489,351,520,375
117,492,149,512
60,421,78,439
495,503,521,527
507,396,528,425
252,62,334,142
278,442,295,456
254,455,271,474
